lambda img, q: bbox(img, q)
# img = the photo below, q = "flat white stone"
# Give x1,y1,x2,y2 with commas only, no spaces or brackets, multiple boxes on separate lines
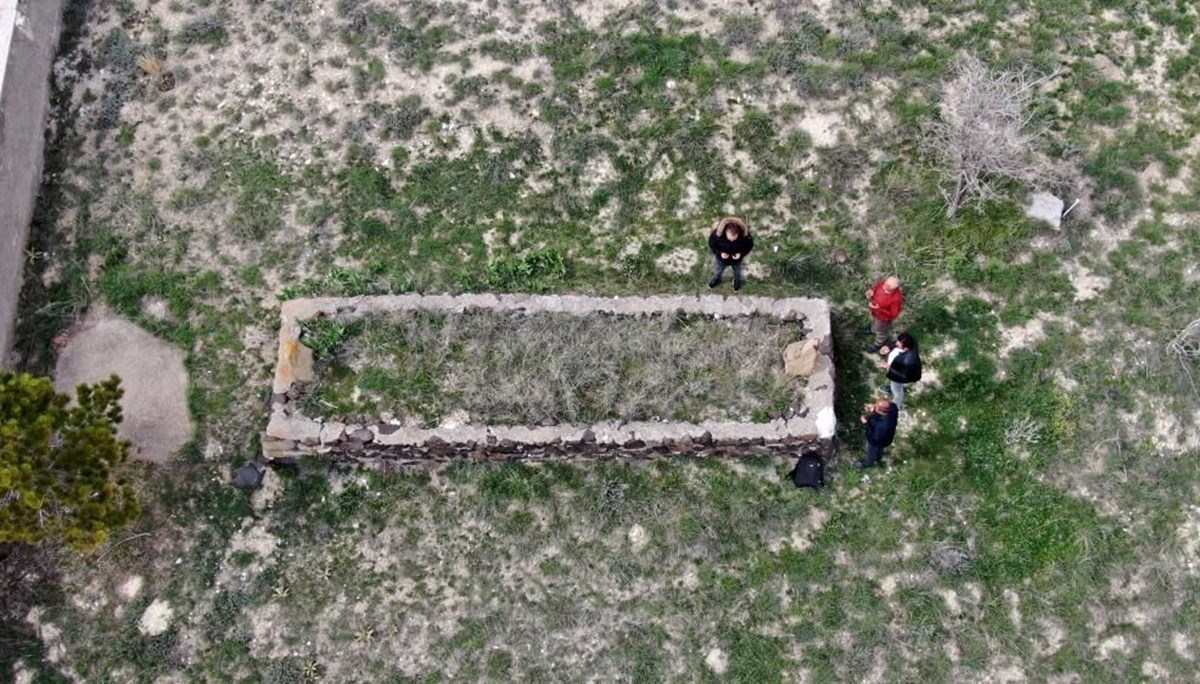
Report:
1025,192,1064,229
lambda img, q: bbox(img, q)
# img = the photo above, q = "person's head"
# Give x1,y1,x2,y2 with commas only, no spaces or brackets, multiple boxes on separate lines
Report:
874,399,894,413
721,217,748,240
883,276,901,292
895,332,917,351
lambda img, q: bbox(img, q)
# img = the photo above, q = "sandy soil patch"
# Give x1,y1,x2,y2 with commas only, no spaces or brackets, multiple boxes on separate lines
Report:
137,598,174,636
654,247,699,275
117,575,144,602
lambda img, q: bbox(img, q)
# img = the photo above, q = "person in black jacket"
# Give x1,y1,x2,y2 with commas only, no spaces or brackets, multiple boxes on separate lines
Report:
880,332,922,410
856,398,898,468
707,217,754,291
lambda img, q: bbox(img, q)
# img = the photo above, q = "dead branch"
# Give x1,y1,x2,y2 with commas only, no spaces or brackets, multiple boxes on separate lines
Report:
922,55,1062,218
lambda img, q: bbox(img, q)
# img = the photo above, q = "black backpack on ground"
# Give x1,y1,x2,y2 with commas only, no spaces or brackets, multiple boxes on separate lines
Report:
788,451,825,489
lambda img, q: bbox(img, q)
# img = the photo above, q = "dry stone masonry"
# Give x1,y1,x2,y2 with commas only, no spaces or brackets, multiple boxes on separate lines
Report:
263,293,836,465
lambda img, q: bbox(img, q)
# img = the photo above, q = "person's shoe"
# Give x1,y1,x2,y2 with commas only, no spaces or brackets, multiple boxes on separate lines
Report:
859,327,873,335
878,385,892,395
865,344,882,353
733,278,744,291
708,276,721,288
853,460,876,469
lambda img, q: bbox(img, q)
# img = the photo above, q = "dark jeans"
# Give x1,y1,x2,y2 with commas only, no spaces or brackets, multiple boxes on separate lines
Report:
712,257,744,283
864,441,886,466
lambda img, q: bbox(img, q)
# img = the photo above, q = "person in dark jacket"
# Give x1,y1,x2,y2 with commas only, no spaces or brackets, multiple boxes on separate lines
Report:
880,332,922,410
856,398,898,468
707,217,754,291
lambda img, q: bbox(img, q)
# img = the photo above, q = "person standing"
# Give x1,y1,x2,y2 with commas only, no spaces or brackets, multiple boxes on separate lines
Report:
864,275,903,353
707,217,754,291
856,398,898,468
880,332,922,410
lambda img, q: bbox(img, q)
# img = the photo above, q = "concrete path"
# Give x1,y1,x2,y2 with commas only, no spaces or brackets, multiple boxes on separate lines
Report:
54,306,193,463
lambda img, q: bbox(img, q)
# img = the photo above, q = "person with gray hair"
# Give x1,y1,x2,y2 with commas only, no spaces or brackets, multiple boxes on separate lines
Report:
864,275,903,353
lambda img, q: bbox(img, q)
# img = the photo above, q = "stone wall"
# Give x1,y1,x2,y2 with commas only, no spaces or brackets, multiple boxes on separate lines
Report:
262,293,837,464
0,0,66,366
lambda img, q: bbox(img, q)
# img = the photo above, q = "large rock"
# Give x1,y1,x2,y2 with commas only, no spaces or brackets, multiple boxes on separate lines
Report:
1025,192,1064,230
272,338,314,393
784,339,820,377
266,413,322,443
54,307,193,463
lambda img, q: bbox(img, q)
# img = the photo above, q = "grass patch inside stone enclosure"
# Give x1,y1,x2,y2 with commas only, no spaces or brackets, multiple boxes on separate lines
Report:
297,309,804,425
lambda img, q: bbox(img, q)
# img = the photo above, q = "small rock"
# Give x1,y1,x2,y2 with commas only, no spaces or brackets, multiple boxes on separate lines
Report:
232,462,265,489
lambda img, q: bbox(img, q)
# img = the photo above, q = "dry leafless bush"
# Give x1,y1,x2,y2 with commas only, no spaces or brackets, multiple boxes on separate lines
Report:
1168,318,1200,360
1168,318,1200,399
923,55,1061,218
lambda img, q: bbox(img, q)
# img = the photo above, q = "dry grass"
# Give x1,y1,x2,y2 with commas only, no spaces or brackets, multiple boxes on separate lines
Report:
136,54,163,76
301,310,806,425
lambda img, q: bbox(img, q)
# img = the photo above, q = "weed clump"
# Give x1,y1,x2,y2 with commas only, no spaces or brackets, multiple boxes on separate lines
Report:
928,541,974,577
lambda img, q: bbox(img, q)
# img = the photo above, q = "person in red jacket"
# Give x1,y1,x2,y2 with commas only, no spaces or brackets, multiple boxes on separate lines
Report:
864,275,903,353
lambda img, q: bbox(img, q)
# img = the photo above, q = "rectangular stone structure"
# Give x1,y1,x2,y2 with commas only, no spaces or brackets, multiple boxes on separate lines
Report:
264,293,836,464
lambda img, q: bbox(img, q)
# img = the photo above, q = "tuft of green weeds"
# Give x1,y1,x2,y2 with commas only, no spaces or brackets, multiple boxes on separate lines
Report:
178,13,229,49
299,317,357,359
